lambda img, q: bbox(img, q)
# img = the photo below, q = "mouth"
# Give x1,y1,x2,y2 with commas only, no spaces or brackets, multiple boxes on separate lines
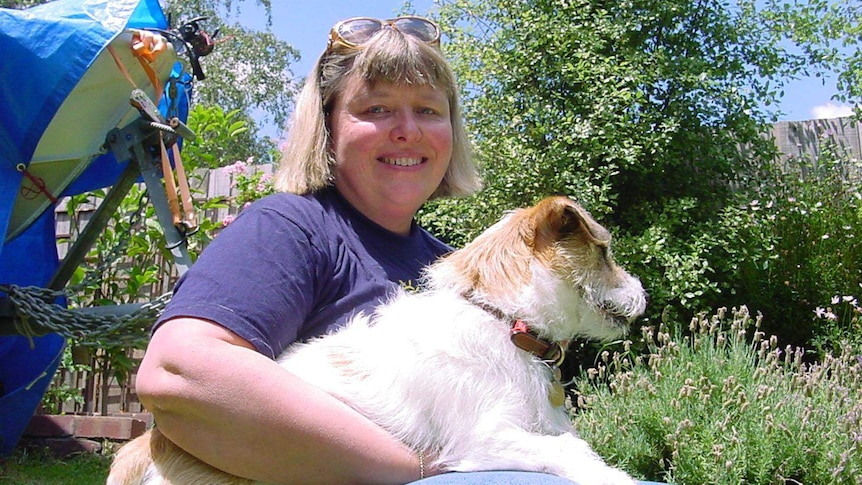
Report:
597,306,635,330
380,157,426,167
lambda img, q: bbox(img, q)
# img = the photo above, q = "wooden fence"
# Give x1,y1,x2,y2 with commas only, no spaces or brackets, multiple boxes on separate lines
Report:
769,116,862,181
49,164,272,415
46,117,861,416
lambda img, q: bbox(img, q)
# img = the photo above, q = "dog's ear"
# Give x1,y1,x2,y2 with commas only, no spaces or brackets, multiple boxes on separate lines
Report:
537,196,610,246
561,200,611,245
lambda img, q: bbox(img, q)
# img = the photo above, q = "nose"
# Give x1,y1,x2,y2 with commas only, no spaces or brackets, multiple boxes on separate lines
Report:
390,109,422,143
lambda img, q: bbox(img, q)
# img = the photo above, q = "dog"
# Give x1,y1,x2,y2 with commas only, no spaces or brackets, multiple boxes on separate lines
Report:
108,195,647,485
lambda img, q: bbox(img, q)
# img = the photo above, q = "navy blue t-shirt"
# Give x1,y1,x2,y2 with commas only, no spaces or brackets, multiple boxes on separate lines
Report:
155,188,451,359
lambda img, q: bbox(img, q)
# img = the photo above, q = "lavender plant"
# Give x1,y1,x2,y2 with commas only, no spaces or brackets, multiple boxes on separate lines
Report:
572,307,862,484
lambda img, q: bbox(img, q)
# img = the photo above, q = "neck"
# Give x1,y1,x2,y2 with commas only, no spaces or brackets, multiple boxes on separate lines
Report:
332,187,417,235
367,210,414,236
333,187,418,236
468,296,565,366
371,210,414,235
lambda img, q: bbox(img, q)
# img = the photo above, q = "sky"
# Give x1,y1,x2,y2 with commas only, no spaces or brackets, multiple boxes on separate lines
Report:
236,0,855,138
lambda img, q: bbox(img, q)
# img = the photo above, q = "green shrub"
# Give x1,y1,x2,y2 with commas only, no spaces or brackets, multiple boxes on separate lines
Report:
616,131,862,353
39,346,90,414
811,292,862,357
571,307,862,484
710,137,862,350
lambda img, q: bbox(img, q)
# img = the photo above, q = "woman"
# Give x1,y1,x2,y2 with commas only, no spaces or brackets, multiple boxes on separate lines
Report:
136,16,575,484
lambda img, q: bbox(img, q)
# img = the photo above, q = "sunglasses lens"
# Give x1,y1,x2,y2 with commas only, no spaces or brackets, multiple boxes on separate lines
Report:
337,18,384,45
392,17,439,43
329,17,440,52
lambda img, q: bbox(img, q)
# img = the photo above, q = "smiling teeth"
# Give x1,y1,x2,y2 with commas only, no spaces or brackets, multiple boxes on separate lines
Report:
382,157,423,167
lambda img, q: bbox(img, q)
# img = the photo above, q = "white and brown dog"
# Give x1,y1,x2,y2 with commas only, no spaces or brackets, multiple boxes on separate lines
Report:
108,196,647,485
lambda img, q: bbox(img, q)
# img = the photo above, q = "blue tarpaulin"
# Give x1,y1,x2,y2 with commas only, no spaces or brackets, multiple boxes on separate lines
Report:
0,0,185,456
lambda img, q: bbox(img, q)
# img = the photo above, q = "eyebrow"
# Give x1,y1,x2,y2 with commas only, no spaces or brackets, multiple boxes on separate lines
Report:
361,82,447,103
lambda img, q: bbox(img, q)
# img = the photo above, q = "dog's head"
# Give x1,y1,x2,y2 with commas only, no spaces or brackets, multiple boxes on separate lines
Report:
426,196,647,342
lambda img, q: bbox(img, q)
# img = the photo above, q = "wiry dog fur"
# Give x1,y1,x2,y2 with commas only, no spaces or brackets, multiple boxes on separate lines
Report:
109,196,647,485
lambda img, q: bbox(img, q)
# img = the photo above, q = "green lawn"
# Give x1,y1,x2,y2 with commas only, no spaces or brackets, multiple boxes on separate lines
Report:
0,448,110,485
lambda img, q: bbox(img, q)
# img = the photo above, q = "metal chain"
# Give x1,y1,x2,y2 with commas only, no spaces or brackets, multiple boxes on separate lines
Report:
1,284,169,348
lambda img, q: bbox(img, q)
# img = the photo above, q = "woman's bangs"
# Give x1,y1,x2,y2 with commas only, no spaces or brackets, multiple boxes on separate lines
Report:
352,32,450,89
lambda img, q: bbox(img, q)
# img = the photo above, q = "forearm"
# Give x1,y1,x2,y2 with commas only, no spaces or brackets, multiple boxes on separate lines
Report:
137,318,423,484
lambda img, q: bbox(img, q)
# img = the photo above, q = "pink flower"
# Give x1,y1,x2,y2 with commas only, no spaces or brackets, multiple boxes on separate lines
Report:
224,160,248,176
222,214,236,227
256,175,273,192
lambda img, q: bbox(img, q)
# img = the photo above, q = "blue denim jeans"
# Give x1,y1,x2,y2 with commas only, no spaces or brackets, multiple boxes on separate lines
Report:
410,472,666,484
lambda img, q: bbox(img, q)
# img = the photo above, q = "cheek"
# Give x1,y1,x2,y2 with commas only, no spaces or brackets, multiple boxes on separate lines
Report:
331,124,375,162
428,122,454,156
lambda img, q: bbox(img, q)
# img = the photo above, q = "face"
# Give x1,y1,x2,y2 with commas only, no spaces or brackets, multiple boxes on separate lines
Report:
329,76,453,234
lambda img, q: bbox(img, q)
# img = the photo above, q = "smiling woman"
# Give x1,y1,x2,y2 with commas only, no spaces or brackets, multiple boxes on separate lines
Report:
120,14,484,485
329,79,453,234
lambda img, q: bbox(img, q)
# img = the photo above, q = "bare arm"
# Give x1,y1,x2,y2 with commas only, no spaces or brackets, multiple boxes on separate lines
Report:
136,317,426,485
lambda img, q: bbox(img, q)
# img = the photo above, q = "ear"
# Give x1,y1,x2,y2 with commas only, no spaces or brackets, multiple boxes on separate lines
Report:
547,197,611,245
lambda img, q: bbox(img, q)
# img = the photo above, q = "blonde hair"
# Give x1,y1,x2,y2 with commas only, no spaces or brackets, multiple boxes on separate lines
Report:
274,26,481,199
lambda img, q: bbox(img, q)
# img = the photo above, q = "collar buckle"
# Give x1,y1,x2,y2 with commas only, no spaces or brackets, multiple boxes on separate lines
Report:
510,320,565,367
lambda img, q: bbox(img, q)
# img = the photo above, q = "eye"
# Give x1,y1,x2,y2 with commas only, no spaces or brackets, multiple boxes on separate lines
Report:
367,105,388,114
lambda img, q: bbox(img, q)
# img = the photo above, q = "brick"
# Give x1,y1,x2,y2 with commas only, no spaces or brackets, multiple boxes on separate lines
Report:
73,415,148,440
24,415,75,437
111,412,154,428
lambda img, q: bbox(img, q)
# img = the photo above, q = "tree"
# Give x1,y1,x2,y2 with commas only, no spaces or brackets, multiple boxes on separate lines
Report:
419,0,860,336
428,0,856,232
0,0,40,7
163,1,299,141
160,0,299,164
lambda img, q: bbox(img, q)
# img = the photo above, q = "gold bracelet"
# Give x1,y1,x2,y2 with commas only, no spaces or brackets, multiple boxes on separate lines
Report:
418,449,426,480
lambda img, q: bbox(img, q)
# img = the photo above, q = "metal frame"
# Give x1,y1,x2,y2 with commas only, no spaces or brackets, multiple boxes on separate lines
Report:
0,116,193,333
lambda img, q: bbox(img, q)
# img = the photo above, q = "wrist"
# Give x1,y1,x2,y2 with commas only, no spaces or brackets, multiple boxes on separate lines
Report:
418,450,426,480
415,449,443,480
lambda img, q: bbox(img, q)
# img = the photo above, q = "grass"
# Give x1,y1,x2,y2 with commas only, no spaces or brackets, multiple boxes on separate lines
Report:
0,447,110,485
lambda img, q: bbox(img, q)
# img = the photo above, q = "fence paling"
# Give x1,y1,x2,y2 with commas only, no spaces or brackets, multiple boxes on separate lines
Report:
770,116,862,182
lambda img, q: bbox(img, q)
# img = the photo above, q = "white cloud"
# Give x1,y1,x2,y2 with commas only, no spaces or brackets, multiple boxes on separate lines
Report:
810,101,856,119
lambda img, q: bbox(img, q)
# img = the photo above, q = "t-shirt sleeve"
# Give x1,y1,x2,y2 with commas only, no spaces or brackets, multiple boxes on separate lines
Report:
156,203,322,359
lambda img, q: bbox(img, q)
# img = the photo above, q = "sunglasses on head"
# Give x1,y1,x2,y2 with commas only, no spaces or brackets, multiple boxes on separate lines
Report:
326,16,441,53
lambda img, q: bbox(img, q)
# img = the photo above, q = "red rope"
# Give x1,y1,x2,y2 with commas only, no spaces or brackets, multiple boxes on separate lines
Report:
18,165,58,204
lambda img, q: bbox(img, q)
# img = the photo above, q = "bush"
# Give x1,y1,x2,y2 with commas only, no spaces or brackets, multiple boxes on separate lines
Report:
615,130,862,353
571,307,862,484
713,137,862,350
